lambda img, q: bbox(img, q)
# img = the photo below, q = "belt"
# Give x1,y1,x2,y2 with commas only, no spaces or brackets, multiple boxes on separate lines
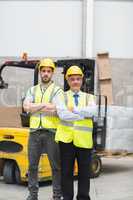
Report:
30,128,56,134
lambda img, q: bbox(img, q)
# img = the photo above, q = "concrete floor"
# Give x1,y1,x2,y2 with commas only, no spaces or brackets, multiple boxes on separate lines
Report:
0,156,133,200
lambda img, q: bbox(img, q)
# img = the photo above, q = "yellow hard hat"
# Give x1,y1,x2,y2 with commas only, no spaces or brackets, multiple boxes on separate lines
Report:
65,65,83,79
38,58,55,70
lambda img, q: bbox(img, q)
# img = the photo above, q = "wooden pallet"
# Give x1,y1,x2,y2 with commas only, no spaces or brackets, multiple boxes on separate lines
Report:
98,150,129,157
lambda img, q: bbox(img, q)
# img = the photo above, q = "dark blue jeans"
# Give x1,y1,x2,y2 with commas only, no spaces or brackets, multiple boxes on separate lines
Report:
59,142,92,200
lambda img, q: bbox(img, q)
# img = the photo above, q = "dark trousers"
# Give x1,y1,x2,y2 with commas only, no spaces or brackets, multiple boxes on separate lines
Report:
28,129,62,199
59,142,92,200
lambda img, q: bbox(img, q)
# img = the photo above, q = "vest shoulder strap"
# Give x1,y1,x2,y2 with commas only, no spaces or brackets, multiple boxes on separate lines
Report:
86,93,89,106
49,84,63,103
64,92,68,106
86,93,96,106
30,85,39,103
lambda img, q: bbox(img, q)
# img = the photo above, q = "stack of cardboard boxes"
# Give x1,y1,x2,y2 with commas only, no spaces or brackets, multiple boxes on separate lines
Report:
96,52,113,105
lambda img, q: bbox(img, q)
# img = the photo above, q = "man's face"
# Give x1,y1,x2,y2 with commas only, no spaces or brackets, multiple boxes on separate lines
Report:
67,75,83,92
40,67,53,83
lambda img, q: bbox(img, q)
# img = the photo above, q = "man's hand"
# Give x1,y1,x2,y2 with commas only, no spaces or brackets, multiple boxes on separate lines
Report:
41,103,56,114
67,106,74,112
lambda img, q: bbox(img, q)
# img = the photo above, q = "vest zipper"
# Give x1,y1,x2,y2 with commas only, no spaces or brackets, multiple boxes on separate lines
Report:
38,88,45,128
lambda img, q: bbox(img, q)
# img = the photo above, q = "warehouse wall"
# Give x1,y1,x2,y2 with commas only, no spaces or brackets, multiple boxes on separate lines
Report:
94,0,133,58
0,0,83,57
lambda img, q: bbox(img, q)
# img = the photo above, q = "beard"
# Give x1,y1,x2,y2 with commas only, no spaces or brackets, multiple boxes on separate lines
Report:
41,76,51,84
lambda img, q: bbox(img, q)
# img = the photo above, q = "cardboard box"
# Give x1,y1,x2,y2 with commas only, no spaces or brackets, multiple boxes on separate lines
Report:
97,52,112,80
100,79,113,105
0,106,22,128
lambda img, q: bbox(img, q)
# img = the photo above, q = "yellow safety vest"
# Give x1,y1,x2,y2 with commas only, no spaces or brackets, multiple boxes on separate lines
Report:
55,90,94,149
30,83,61,129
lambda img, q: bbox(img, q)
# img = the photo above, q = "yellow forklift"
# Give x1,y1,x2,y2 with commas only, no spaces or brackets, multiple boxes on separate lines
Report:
0,58,107,184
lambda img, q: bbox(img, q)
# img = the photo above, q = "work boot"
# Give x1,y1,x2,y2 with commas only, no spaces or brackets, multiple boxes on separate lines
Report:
50,195,63,200
26,194,38,200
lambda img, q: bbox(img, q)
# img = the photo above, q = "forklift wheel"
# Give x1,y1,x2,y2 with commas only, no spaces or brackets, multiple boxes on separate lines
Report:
3,160,16,184
89,154,102,178
15,164,21,184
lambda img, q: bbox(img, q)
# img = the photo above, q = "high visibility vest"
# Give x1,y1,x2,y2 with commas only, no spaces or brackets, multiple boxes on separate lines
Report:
30,83,61,129
55,90,94,149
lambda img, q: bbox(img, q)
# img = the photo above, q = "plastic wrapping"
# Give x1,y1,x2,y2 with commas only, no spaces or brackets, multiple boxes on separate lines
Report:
105,106,133,152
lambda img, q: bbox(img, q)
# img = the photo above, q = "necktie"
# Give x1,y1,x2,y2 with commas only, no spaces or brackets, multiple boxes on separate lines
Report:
73,94,79,106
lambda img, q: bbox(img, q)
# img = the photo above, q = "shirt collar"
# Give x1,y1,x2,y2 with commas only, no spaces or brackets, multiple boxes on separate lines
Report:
69,90,82,96
40,80,53,91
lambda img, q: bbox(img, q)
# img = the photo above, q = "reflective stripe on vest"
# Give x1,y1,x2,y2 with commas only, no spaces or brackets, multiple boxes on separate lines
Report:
55,90,94,148
60,121,73,127
60,121,93,132
74,126,93,132
30,83,60,129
